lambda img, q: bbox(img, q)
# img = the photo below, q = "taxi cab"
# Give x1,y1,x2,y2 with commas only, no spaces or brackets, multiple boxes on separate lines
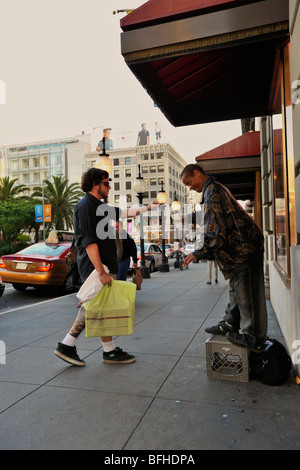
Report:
0,231,74,293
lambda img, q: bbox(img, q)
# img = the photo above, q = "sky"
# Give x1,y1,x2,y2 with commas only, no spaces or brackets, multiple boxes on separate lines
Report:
0,0,243,163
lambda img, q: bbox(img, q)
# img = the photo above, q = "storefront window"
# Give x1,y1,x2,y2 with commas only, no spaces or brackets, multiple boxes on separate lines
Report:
272,44,296,276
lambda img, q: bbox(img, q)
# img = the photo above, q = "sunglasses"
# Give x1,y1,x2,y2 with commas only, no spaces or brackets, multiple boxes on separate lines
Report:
99,182,110,188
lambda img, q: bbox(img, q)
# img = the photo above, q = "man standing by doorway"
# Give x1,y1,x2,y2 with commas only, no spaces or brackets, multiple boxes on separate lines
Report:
181,164,268,352
54,167,158,366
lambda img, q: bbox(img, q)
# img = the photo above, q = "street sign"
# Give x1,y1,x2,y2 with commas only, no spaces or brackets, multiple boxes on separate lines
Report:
35,204,51,223
44,204,51,222
35,205,43,223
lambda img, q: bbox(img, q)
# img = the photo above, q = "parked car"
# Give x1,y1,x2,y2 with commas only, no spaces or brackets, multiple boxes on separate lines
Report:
160,244,175,258
0,275,5,298
0,241,75,293
130,243,163,272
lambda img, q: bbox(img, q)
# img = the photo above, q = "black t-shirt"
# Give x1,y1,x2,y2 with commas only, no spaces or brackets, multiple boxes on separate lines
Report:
74,193,121,281
138,129,149,145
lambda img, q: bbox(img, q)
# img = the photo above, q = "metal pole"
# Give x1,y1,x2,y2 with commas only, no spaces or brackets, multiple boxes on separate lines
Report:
42,181,45,242
159,203,169,272
137,193,150,279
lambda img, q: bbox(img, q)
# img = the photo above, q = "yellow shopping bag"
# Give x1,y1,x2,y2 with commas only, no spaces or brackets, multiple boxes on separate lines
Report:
84,280,136,338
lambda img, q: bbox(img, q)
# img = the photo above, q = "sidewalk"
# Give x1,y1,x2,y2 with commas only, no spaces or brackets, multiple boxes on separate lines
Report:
0,261,299,450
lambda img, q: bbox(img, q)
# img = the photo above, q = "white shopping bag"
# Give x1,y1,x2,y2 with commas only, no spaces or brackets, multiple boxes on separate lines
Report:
76,265,111,303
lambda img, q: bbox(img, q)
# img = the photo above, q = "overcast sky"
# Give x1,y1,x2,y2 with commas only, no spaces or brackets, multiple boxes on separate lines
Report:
0,0,243,162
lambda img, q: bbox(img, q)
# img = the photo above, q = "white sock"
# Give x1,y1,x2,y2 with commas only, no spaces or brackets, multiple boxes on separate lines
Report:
102,340,116,352
62,334,76,347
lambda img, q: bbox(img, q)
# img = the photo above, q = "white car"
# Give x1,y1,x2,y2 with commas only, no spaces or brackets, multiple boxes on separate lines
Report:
183,244,196,256
130,243,163,272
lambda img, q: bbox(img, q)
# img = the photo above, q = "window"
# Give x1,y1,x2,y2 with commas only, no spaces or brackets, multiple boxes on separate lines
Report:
114,158,119,166
272,44,296,276
158,165,164,173
114,182,120,191
32,172,40,183
150,165,156,173
10,159,18,170
156,152,163,159
22,158,29,168
114,195,120,203
142,166,148,174
114,170,120,178
32,157,40,167
125,157,131,165
126,194,132,203
158,177,165,185
141,153,148,161
150,191,157,198
150,178,156,186
125,169,131,177
126,181,131,190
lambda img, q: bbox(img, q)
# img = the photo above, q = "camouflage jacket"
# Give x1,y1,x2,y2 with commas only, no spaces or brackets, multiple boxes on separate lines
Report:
192,176,264,279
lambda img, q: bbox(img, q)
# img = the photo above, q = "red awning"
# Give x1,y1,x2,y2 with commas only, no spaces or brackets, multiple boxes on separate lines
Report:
196,131,261,161
120,0,289,126
121,0,256,31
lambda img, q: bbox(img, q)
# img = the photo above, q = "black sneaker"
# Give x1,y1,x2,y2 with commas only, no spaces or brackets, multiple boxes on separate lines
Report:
226,332,264,352
103,347,136,364
205,321,237,335
54,342,85,367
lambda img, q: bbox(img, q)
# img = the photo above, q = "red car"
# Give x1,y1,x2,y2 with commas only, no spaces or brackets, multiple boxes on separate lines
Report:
0,241,74,293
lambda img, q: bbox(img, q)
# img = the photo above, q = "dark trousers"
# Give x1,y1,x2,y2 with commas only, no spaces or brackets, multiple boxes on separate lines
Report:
117,259,130,281
223,259,268,345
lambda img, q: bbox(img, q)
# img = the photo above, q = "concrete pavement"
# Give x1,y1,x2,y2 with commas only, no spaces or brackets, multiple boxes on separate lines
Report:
0,261,299,451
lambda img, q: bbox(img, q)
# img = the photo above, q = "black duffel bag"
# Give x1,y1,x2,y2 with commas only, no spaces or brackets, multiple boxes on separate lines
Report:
249,339,292,386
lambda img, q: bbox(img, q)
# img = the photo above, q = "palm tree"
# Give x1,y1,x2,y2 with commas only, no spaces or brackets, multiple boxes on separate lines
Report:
32,176,83,230
0,176,30,201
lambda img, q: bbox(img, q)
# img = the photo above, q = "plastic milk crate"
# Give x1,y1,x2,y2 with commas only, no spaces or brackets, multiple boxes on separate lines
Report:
206,334,249,382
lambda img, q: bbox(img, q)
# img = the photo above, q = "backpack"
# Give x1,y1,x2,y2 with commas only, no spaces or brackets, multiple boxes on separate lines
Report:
249,339,292,386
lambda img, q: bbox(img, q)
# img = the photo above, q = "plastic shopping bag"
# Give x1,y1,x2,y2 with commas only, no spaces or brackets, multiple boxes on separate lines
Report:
76,266,110,303
84,280,137,338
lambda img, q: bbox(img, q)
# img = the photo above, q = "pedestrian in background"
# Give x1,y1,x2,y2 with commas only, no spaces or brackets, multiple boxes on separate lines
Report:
116,220,138,281
181,164,268,352
207,253,218,285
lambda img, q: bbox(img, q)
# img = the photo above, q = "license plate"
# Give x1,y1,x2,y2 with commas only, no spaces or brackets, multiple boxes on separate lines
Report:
16,262,27,270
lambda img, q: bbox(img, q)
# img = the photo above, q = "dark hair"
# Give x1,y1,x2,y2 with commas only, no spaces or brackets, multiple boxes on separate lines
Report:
181,164,207,178
81,168,109,193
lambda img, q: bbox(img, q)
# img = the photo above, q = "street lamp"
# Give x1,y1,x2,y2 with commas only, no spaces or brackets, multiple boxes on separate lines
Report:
157,181,169,272
96,137,113,203
172,192,182,269
96,137,113,174
133,164,150,279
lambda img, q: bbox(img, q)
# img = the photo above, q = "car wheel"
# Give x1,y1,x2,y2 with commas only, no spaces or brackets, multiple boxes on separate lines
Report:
150,261,155,273
63,273,76,294
12,283,27,291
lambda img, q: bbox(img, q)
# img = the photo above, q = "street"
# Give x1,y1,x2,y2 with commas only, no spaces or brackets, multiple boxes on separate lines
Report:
0,261,299,451
0,258,176,316
0,284,70,316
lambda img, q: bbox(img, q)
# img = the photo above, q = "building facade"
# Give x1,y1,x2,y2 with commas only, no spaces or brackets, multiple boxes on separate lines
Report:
86,142,190,208
86,142,192,242
2,133,90,191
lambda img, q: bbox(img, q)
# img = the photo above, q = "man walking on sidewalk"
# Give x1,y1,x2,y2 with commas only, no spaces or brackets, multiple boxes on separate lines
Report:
55,167,158,366
181,164,268,352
